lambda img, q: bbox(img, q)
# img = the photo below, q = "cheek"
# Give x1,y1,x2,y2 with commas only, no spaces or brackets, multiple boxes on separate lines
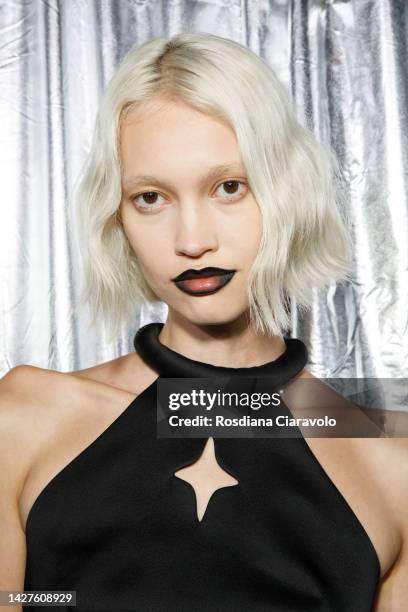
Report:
249,203,263,245
228,203,262,258
123,224,171,278
123,227,145,260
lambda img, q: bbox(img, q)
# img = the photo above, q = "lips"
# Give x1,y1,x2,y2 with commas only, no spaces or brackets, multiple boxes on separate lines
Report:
172,267,236,296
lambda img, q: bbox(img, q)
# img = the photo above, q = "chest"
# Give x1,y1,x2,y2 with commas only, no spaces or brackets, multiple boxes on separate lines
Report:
22,389,397,602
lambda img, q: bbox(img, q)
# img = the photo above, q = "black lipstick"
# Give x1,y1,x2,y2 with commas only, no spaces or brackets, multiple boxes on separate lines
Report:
171,267,236,296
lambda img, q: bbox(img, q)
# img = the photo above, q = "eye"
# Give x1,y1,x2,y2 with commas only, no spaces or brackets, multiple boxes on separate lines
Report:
131,191,166,210
214,180,248,200
130,179,248,212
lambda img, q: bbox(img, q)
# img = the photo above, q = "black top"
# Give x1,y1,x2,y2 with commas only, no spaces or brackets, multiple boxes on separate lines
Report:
24,322,380,611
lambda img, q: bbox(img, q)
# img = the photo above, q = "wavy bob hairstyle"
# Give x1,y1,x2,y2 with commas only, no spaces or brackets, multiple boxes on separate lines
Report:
75,32,352,341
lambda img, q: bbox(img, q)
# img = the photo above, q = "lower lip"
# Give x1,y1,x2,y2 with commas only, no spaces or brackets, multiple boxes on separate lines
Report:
173,272,235,295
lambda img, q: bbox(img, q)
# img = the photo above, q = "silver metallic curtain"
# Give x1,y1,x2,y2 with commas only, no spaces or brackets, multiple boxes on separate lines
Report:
0,0,407,378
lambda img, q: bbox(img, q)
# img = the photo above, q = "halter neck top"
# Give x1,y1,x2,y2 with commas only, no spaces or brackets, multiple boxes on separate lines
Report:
24,322,380,611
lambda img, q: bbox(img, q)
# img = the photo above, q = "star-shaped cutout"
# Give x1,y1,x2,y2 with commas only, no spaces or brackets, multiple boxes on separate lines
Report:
174,437,239,522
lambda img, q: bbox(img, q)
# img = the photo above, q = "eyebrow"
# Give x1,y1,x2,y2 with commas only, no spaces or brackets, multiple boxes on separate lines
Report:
122,162,246,191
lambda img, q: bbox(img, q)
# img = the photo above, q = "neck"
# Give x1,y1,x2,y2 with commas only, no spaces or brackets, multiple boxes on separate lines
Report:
158,311,286,369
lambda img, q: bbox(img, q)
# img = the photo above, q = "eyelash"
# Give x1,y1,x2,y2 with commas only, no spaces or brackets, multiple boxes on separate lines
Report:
130,180,248,211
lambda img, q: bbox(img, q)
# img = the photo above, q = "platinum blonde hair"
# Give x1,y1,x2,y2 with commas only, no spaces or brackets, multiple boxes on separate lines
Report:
75,32,352,341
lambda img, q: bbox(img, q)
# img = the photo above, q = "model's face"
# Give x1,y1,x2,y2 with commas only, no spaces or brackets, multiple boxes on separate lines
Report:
119,97,262,326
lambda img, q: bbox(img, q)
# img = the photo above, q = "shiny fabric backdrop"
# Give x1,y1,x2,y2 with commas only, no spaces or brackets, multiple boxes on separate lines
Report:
0,0,407,378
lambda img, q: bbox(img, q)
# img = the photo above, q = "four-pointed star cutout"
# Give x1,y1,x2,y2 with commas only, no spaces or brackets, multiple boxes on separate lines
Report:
174,436,239,522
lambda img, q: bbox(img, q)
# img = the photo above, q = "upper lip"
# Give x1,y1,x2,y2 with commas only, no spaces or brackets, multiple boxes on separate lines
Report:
171,267,235,282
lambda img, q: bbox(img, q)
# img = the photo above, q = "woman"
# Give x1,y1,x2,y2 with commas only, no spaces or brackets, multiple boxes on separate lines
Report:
1,32,407,611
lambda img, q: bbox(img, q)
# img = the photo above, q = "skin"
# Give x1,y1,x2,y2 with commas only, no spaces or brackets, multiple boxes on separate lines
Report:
119,95,288,366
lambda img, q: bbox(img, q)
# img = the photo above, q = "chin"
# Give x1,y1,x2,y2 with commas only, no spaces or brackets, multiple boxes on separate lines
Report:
157,286,249,325
178,302,249,327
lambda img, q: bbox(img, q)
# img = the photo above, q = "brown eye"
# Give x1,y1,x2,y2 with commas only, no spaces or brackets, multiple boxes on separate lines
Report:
214,180,247,200
141,192,159,204
224,181,239,194
132,191,165,210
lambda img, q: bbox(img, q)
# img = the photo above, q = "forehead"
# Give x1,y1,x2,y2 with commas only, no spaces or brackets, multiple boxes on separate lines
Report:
119,97,241,173
120,96,228,133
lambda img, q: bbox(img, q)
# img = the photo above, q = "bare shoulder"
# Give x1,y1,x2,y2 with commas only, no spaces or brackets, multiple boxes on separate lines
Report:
0,351,156,446
1,349,156,407
0,363,111,425
0,365,58,472
293,369,408,511
0,352,156,475
2,363,76,403
69,351,158,394
290,367,408,602
0,354,158,534
0,366,89,491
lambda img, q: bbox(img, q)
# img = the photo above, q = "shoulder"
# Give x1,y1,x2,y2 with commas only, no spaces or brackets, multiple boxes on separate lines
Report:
2,364,75,402
292,370,408,581
0,355,145,437
69,351,158,394
0,348,155,416
0,366,83,480
295,369,408,507
0,365,59,442
1,349,155,408
0,364,94,420
0,353,156,469
0,359,138,493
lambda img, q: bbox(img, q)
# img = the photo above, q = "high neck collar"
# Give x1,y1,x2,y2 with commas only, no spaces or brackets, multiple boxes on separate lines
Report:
134,322,308,386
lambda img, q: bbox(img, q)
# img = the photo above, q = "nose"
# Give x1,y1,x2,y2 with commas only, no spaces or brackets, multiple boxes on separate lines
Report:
174,202,218,258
